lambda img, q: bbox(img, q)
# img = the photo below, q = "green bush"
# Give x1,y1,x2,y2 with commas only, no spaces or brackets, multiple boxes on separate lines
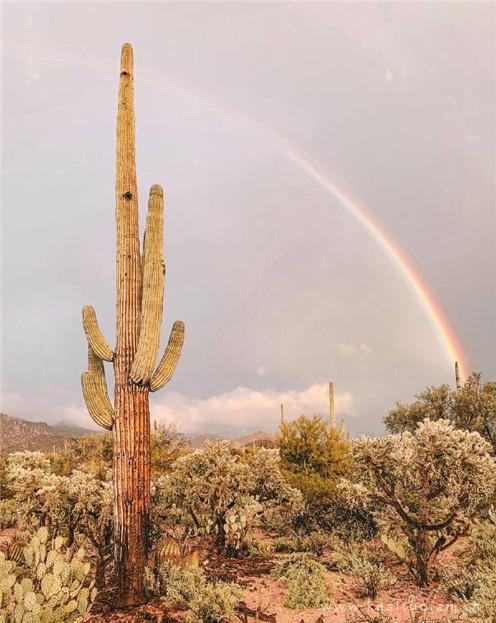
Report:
344,547,395,598
272,554,330,609
279,415,352,532
384,373,496,455
462,563,496,623
441,520,496,621
145,560,240,623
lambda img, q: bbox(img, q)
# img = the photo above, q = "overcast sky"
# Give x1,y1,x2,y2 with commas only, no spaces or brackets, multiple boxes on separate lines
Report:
1,2,495,436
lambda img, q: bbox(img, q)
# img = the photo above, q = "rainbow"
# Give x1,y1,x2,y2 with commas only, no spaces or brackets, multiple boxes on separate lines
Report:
179,85,470,379
45,54,469,379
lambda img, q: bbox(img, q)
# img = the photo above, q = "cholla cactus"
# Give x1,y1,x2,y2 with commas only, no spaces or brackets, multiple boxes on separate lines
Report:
223,498,263,550
3,457,114,591
156,442,302,551
351,419,496,586
0,528,96,623
80,43,185,602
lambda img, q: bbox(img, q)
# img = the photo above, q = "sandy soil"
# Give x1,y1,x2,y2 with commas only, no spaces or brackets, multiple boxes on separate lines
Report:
84,549,463,623
0,529,464,623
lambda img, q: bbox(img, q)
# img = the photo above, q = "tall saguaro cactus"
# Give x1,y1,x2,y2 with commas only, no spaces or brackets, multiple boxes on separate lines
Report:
81,43,185,604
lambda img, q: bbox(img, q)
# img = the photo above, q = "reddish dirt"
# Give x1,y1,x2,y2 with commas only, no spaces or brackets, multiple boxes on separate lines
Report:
84,549,464,623
1,529,465,623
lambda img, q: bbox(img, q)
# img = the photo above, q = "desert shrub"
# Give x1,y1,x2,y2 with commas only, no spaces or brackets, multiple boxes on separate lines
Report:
441,520,496,600
151,423,188,477
245,538,273,557
348,419,496,586
441,565,478,601
440,520,496,621
0,527,96,623
272,554,330,608
460,518,496,563
462,563,496,622
146,560,240,623
343,546,395,598
70,434,113,479
0,499,17,530
384,373,496,454
155,442,302,551
278,415,372,540
324,502,378,543
322,539,354,573
279,416,351,529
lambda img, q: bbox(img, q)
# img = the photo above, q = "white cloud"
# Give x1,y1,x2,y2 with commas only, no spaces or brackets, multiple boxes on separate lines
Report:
2,384,353,437
151,383,354,435
337,343,372,357
256,366,266,376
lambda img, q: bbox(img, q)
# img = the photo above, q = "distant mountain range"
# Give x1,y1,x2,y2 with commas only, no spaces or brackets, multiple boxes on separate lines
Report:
186,430,277,449
0,413,96,454
0,413,277,453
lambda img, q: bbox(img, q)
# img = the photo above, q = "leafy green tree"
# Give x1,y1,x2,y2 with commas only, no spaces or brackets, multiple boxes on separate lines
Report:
384,373,496,453
278,415,352,524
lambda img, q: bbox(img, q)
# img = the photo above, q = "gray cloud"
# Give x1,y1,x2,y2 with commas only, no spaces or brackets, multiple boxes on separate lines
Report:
1,3,495,435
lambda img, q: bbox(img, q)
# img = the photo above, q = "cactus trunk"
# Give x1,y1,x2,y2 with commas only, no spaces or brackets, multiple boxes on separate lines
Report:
113,42,150,605
81,42,185,605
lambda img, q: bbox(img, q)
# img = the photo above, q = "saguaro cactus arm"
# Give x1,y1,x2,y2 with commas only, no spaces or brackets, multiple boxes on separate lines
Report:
81,346,114,430
149,320,185,392
82,306,114,362
130,185,165,384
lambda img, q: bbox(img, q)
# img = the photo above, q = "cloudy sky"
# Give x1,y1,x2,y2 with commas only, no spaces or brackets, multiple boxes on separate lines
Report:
1,3,495,436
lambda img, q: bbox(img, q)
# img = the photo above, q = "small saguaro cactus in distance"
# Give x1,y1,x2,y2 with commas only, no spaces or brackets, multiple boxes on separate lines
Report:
81,43,185,605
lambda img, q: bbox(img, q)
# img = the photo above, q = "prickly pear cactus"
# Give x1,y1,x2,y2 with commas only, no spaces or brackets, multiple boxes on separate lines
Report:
0,528,97,623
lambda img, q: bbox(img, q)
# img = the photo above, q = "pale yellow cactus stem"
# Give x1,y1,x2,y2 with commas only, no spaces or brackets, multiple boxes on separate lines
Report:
81,346,114,430
149,320,185,392
81,43,185,602
82,305,114,362
130,185,165,384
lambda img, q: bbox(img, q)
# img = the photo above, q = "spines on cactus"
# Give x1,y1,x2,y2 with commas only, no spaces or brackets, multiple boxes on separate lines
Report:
130,185,165,385
81,347,114,430
80,43,185,602
150,320,185,392
0,528,96,623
